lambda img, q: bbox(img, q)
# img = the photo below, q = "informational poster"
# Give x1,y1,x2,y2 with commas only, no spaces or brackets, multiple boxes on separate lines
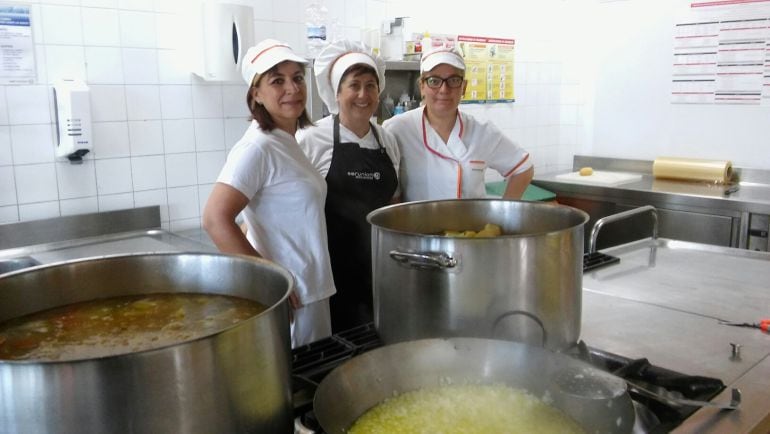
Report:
672,1,770,105
0,3,35,85
457,35,515,104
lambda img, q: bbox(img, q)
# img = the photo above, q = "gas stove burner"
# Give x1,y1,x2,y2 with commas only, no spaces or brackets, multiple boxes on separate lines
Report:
291,326,725,434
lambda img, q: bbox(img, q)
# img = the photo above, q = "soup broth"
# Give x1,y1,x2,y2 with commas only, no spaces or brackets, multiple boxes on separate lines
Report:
349,383,586,434
0,293,267,361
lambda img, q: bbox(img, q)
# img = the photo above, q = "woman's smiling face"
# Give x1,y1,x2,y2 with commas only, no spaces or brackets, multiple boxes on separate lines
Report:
254,61,308,131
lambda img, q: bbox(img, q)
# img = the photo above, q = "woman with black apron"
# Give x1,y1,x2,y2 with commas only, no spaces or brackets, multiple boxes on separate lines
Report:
298,40,400,332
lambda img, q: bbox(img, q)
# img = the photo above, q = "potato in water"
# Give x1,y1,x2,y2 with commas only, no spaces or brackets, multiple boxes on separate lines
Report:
349,383,586,434
443,223,503,238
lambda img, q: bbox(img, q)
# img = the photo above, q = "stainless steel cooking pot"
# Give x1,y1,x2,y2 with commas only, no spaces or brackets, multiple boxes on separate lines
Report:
0,252,294,434
367,199,589,351
314,338,635,434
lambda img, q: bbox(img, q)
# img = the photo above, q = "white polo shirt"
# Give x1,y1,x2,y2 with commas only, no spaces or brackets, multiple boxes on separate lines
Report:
216,120,336,305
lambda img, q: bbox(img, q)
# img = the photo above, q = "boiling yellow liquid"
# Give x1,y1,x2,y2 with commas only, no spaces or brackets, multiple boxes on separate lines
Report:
349,384,586,434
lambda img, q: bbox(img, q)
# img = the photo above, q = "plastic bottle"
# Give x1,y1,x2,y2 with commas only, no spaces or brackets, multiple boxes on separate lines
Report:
422,31,432,52
305,1,329,58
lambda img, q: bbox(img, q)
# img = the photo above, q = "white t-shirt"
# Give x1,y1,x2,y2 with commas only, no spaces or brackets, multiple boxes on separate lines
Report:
383,106,531,202
216,120,336,305
297,115,401,179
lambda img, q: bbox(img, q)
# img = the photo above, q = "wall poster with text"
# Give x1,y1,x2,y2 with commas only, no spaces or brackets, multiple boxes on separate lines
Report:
457,35,515,104
0,3,35,85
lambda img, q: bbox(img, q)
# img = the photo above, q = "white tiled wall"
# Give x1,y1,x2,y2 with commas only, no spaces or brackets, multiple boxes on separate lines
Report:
1,0,584,229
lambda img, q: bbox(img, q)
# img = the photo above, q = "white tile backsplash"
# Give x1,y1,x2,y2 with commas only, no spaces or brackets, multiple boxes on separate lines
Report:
60,196,99,216
167,185,198,220
134,188,169,221
122,49,160,84
82,7,121,47
90,85,128,122
0,87,8,125
165,152,197,187
7,86,51,125
128,120,164,155
41,5,84,45
191,84,223,118
119,11,157,48
19,202,61,221
98,192,134,211
0,167,17,206
56,160,98,200
95,158,133,194
15,163,58,204
162,119,196,153
131,155,166,190
0,0,584,231
195,150,225,184
92,121,131,158
85,47,125,84
0,205,19,224
10,124,55,165
194,118,225,151
0,127,11,166
125,85,161,120
159,85,193,119
44,45,87,83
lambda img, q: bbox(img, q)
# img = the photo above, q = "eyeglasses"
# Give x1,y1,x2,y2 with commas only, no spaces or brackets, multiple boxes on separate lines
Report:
422,75,464,89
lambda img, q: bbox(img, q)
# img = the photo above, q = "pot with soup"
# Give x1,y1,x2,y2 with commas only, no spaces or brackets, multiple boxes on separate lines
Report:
0,252,294,434
314,338,635,434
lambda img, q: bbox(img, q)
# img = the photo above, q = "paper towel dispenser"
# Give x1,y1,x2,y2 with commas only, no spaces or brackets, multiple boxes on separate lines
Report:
53,79,92,164
194,1,254,82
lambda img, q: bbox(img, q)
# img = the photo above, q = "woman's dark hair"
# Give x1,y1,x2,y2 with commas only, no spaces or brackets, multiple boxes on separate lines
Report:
337,64,379,94
246,61,313,132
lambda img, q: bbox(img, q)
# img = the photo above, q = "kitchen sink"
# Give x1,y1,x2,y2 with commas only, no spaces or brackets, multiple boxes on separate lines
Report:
0,256,41,274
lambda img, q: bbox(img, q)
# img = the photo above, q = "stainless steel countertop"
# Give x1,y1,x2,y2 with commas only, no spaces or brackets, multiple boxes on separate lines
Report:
533,156,770,215
581,238,770,433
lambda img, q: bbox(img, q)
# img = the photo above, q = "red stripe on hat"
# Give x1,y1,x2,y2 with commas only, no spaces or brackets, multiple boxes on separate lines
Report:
251,44,290,63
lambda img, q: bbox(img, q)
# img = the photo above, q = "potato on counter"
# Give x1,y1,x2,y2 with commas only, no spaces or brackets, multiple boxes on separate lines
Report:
579,167,594,176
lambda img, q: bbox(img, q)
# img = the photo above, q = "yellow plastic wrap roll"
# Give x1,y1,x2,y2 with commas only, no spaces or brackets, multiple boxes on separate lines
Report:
652,157,732,183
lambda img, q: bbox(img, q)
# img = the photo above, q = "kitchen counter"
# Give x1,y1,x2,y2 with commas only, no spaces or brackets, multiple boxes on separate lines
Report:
0,207,215,269
533,156,770,250
581,238,770,433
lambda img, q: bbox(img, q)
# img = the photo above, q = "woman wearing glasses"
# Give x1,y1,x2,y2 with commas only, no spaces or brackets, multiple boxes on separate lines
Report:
383,46,533,201
297,40,399,332
203,39,335,347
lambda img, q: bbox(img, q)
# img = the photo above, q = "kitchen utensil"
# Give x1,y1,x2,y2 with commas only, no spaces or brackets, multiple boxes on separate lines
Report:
718,318,770,333
313,337,635,434
367,199,589,351
0,252,295,434
626,380,741,410
554,170,643,186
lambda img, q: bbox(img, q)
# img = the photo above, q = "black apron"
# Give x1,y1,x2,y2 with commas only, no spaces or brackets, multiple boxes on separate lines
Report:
325,115,398,333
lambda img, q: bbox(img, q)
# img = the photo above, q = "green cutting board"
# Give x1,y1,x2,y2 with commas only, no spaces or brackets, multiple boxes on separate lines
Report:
485,181,556,202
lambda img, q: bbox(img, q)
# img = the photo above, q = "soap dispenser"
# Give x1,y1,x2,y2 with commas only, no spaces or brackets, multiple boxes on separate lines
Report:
53,79,92,164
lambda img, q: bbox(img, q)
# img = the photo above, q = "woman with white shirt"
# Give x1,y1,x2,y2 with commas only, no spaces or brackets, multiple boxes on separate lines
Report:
203,39,335,347
297,39,399,332
383,45,533,201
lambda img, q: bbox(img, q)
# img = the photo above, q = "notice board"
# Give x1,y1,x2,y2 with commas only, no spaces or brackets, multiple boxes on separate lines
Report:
457,35,516,104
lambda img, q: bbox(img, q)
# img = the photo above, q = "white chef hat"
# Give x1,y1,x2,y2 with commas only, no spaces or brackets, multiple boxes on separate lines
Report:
241,39,308,86
313,39,386,114
420,46,466,73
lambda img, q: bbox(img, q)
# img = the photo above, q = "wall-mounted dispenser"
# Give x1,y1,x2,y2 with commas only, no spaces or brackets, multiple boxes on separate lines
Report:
194,1,254,82
53,79,92,164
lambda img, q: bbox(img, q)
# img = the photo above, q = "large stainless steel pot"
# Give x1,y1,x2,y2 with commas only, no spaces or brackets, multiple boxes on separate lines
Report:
314,338,635,434
367,199,589,351
0,252,294,434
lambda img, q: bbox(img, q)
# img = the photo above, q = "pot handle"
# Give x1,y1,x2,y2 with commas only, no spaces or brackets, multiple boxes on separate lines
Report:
491,310,548,347
389,250,457,269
